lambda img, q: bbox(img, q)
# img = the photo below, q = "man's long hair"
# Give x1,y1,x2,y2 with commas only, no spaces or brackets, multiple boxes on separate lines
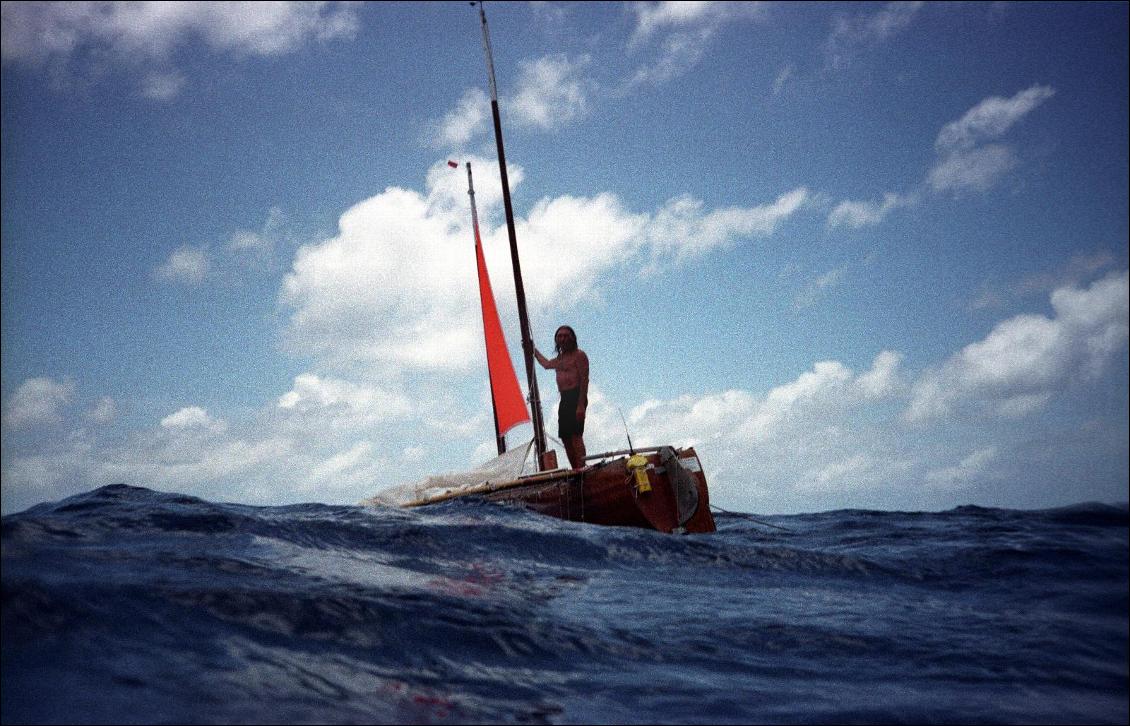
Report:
554,325,577,355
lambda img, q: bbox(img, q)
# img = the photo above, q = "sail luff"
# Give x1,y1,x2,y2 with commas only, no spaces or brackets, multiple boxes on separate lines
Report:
467,162,530,453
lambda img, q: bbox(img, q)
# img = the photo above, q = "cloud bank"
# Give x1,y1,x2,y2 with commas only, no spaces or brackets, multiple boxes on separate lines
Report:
279,159,808,371
1,1,359,97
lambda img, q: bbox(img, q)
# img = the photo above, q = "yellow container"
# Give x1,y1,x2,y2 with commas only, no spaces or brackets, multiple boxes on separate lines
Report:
626,454,651,493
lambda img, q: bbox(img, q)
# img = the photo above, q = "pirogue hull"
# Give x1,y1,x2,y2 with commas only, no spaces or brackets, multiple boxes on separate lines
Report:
406,446,716,534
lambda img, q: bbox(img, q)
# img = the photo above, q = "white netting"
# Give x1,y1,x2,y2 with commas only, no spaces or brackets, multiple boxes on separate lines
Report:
360,439,535,508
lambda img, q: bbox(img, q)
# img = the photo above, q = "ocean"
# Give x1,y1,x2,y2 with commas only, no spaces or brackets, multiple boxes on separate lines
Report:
2,484,1127,724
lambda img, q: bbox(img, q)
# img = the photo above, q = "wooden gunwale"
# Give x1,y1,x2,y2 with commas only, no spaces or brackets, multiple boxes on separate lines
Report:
401,462,598,508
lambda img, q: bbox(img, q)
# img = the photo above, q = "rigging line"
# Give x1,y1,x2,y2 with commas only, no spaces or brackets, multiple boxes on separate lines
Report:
616,406,635,455
708,504,794,532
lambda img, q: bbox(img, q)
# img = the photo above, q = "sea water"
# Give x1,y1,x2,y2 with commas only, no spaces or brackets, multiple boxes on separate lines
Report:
2,484,1126,724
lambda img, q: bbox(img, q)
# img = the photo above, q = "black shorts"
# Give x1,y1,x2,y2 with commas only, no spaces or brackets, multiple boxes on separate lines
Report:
558,388,585,438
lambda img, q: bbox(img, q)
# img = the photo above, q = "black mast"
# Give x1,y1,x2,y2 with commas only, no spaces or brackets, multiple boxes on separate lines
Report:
475,2,548,469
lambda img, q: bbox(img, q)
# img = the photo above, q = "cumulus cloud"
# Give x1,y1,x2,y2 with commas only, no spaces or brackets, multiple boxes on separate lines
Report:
160,406,227,433
280,158,809,371
277,373,413,430
3,269,1123,514
154,244,209,284
2,377,75,429
625,351,903,450
1,1,359,97
609,351,916,509
906,271,1128,422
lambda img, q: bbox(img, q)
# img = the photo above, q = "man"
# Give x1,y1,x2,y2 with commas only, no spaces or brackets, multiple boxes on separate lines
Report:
532,325,589,470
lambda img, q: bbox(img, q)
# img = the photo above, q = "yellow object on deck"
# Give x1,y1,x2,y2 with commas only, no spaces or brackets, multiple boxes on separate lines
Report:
626,454,651,493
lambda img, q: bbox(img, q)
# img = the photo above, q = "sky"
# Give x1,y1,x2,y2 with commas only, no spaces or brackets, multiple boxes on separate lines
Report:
2,1,1127,516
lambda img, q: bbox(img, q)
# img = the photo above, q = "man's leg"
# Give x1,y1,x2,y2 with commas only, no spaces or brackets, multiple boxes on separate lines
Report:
566,435,586,469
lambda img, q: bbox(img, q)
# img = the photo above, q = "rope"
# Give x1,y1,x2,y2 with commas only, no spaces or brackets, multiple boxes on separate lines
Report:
709,503,794,532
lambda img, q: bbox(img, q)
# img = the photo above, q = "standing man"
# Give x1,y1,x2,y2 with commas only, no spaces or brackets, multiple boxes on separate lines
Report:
532,326,589,469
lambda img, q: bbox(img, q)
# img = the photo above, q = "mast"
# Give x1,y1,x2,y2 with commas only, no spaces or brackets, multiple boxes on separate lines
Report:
475,2,549,469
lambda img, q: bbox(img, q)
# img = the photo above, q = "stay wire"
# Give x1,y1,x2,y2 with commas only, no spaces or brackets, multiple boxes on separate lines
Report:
709,504,794,532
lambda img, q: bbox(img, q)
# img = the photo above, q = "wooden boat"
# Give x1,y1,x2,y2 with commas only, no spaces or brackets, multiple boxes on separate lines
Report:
369,4,716,535
402,446,715,534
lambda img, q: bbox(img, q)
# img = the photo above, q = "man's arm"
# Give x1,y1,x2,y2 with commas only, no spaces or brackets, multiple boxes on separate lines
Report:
532,346,555,369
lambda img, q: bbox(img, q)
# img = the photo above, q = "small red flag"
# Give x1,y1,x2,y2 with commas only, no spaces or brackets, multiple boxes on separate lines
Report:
447,160,459,168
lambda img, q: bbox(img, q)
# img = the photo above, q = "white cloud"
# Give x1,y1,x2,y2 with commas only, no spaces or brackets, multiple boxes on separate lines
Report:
86,396,118,424
794,265,848,309
907,271,1128,422
627,389,757,451
280,159,809,371
1,1,359,97
608,352,917,510
3,268,1123,515
935,85,1056,153
277,373,413,427
2,377,75,429
307,441,378,488
427,87,489,149
140,70,186,100
516,192,649,306
772,63,795,96
827,192,913,229
160,406,227,433
626,1,768,87
926,447,998,487
280,164,488,370
969,251,1118,312
644,188,809,264
856,350,905,399
927,85,1054,195
624,353,901,453
426,54,592,147
154,244,209,284
229,206,287,256
801,453,893,493
824,1,923,71
509,54,592,130
928,144,1018,193
629,1,767,46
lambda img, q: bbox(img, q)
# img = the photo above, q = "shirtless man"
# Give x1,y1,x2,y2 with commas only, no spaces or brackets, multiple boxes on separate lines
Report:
533,326,589,470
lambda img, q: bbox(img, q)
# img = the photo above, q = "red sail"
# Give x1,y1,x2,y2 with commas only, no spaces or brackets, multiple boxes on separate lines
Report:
475,229,530,436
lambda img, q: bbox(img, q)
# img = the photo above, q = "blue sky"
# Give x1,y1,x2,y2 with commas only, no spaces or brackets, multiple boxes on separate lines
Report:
2,1,1127,516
